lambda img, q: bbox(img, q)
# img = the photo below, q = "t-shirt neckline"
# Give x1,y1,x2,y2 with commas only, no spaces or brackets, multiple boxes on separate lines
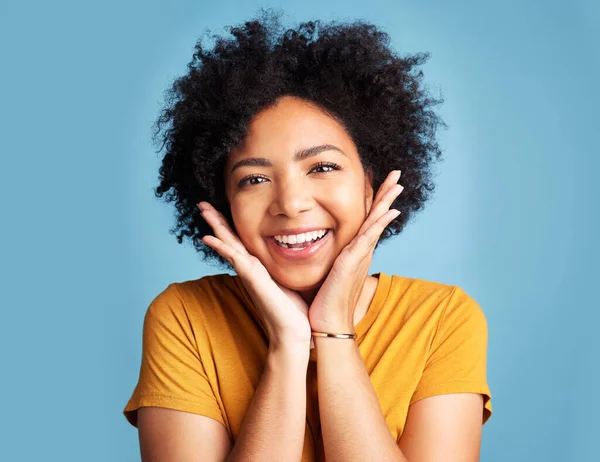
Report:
354,272,392,341
230,271,392,344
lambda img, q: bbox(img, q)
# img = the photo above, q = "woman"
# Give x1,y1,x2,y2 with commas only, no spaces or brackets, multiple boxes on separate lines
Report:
123,9,492,461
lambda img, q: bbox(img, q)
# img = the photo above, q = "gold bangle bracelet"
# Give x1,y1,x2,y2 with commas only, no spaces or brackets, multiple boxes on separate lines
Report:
311,331,357,339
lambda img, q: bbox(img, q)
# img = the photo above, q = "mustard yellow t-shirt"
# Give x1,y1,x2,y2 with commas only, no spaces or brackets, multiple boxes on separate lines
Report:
123,273,492,460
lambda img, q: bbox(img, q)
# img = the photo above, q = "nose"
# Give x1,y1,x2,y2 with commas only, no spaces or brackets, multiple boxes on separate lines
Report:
268,177,315,218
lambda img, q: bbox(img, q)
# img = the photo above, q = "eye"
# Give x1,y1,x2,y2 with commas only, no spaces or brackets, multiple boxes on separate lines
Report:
238,175,269,187
310,162,342,174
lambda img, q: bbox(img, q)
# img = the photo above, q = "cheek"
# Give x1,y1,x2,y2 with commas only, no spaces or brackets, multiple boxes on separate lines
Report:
325,179,367,229
229,197,265,246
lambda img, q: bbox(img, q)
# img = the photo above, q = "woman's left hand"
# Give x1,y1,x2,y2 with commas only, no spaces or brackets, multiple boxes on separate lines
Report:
308,170,404,334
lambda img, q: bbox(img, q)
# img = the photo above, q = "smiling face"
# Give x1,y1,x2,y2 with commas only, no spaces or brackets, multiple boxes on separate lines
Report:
224,96,373,299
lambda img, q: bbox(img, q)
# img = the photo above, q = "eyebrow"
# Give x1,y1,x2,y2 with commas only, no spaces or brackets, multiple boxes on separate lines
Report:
230,144,347,173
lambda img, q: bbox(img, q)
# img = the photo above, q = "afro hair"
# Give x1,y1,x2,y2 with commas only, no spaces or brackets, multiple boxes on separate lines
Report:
152,8,445,268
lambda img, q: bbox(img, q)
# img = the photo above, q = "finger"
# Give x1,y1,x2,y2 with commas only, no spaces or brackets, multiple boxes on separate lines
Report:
374,182,404,216
202,235,255,274
202,209,247,253
359,181,403,235
339,208,400,271
198,202,248,254
371,170,402,205
364,170,402,220
356,208,401,251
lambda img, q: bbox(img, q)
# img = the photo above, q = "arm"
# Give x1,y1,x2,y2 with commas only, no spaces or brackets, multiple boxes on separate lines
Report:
138,343,310,462
314,336,406,462
313,336,486,462
398,393,484,461
306,170,489,460
226,343,310,461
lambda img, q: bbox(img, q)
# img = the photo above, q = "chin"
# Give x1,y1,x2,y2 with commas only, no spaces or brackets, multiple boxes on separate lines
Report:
270,266,328,293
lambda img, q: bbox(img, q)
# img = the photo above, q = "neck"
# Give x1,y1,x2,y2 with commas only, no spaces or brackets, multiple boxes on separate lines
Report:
298,286,320,305
297,275,378,317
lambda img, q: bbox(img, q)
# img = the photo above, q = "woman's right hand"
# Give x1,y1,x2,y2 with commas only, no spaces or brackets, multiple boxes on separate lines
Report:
197,201,313,351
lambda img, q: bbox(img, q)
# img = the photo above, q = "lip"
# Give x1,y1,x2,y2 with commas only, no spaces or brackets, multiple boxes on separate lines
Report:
266,229,332,261
268,226,331,237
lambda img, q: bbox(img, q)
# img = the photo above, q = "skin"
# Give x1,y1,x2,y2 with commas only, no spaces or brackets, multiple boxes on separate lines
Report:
223,95,378,306
193,95,485,461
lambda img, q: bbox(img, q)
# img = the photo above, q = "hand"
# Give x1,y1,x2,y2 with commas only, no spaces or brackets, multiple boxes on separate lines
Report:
197,202,314,351
308,170,404,334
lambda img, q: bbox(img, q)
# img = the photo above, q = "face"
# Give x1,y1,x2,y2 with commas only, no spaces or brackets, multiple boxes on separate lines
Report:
224,96,374,298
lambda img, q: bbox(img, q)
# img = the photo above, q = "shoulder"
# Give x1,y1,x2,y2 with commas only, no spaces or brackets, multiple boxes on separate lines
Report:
145,273,243,320
172,272,240,298
386,274,486,325
385,274,454,310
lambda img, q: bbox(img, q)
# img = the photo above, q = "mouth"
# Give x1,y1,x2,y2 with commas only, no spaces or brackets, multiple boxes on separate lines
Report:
272,229,330,250
267,228,332,261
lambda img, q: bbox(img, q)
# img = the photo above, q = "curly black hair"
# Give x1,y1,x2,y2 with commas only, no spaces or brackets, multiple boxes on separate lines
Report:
152,8,445,268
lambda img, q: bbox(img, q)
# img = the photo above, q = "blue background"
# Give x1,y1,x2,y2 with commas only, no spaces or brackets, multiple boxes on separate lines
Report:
1,1,598,460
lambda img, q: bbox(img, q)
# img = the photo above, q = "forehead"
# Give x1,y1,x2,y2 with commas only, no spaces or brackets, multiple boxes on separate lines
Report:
227,96,357,164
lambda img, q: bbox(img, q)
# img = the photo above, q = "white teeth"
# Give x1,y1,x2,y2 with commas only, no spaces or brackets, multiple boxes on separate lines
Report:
274,229,328,245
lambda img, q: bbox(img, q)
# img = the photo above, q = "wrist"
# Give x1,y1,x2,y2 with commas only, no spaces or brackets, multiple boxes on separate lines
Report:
268,338,311,357
312,334,360,355
310,323,355,336
311,331,357,339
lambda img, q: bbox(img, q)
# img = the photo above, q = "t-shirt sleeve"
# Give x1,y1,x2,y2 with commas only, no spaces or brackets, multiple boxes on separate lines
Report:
410,286,493,425
123,284,226,428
